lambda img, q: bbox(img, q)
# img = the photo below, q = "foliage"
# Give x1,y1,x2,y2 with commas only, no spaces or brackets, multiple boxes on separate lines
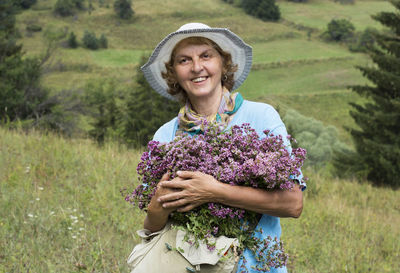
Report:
240,0,281,21
334,0,400,187
54,0,85,17
348,27,377,52
287,0,307,2
284,109,349,168
67,31,78,48
13,0,37,9
113,0,134,19
83,79,124,144
122,55,180,147
82,30,99,50
326,18,355,41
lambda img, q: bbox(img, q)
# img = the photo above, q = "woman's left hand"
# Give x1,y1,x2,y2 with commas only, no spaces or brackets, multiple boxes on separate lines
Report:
157,171,221,212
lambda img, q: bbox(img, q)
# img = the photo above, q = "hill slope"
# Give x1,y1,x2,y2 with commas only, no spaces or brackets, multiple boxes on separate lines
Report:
1,128,399,272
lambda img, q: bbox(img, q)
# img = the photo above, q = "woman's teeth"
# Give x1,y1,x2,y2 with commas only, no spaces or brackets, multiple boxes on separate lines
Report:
192,77,207,83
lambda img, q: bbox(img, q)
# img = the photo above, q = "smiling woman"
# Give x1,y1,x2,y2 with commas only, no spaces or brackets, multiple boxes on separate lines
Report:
129,23,306,273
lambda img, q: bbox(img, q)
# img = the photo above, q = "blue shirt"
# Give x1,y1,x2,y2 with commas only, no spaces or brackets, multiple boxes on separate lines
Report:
153,99,305,273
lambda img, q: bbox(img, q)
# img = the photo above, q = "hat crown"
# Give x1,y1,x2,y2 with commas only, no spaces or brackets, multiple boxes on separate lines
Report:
177,23,210,31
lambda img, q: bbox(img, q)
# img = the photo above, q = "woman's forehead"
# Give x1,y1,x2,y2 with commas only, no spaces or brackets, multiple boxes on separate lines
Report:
174,43,216,56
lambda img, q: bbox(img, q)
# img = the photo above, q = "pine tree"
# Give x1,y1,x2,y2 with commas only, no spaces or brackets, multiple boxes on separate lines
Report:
123,56,180,147
0,0,46,122
335,0,400,187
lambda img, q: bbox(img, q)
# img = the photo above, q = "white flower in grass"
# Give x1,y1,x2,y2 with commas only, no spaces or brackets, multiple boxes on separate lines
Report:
36,198,40,201
38,186,44,191
68,227,72,230
50,211,55,216
72,235,77,239
79,214,84,218
79,227,85,231
25,166,30,173
28,213,34,218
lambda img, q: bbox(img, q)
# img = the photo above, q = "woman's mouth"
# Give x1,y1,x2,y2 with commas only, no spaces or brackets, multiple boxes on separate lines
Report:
191,76,208,83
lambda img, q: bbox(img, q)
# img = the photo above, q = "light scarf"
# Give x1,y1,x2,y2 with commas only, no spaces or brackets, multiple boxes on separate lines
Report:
176,87,244,136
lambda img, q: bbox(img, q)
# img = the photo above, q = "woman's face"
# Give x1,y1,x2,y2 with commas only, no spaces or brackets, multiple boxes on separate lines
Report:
173,43,223,102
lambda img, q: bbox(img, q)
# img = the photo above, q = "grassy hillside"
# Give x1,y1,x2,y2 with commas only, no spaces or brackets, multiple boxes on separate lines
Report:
14,0,396,144
1,128,399,272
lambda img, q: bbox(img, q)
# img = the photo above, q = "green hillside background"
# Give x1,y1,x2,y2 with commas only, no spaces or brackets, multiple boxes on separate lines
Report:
1,0,399,272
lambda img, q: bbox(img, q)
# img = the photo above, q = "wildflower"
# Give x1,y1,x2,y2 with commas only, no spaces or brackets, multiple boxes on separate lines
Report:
126,122,306,271
38,186,44,191
28,213,34,218
36,198,40,201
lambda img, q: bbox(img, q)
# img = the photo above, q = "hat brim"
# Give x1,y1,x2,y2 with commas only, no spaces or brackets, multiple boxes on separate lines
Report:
141,28,252,101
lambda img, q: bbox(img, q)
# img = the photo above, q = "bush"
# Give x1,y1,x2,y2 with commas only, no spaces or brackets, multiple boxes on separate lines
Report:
287,0,307,2
333,0,355,4
240,0,280,21
54,0,74,16
283,109,349,168
82,30,99,50
54,0,84,16
114,0,134,19
14,0,37,9
348,27,377,52
326,18,355,41
67,31,78,48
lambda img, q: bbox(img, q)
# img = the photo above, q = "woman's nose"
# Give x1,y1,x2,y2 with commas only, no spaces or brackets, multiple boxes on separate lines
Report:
191,58,203,73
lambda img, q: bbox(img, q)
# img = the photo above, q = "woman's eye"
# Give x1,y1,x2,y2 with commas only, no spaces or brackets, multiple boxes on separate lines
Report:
179,58,188,64
202,54,210,59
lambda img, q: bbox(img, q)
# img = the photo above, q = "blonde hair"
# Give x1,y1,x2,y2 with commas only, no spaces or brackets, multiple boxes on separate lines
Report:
161,37,238,102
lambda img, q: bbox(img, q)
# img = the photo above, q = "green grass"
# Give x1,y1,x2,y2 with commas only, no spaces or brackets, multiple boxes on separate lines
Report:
0,128,144,272
252,39,354,64
282,169,400,272
1,129,399,272
278,0,396,31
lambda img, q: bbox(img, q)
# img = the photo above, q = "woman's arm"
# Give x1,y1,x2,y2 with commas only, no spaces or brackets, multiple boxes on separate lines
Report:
157,171,303,218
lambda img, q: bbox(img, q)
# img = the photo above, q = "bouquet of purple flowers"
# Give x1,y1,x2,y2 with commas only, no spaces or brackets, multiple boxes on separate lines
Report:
126,123,306,271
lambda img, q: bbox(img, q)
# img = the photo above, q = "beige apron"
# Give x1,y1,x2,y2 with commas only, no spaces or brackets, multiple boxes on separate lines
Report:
127,223,239,273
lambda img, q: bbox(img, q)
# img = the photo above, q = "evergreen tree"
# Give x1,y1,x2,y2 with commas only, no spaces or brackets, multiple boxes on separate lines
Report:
67,31,78,48
113,0,134,20
82,30,99,50
123,56,180,147
0,0,47,122
334,0,400,187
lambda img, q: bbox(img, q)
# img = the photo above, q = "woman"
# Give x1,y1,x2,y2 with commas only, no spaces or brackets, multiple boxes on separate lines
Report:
138,23,305,272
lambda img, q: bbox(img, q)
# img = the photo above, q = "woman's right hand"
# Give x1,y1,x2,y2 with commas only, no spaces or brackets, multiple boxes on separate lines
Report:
144,173,179,232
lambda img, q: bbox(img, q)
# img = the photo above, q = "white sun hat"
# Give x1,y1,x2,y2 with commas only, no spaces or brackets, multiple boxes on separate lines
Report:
141,23,253,100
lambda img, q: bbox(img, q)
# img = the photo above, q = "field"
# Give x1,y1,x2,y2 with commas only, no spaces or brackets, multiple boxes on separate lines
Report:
3,0,399,272
1,128,399,272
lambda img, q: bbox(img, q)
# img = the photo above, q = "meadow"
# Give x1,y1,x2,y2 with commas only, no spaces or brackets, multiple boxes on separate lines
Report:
1,128,399,272
3,0,399,272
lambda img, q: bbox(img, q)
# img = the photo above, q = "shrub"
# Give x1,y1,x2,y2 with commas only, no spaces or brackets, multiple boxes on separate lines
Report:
348,27,377,52
326,18,355,41
283,109,349,168
67,31,78,48
54,0,74,16
240,0,280,21
82,30,99,50
113,0,134,19
14,0,37,9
